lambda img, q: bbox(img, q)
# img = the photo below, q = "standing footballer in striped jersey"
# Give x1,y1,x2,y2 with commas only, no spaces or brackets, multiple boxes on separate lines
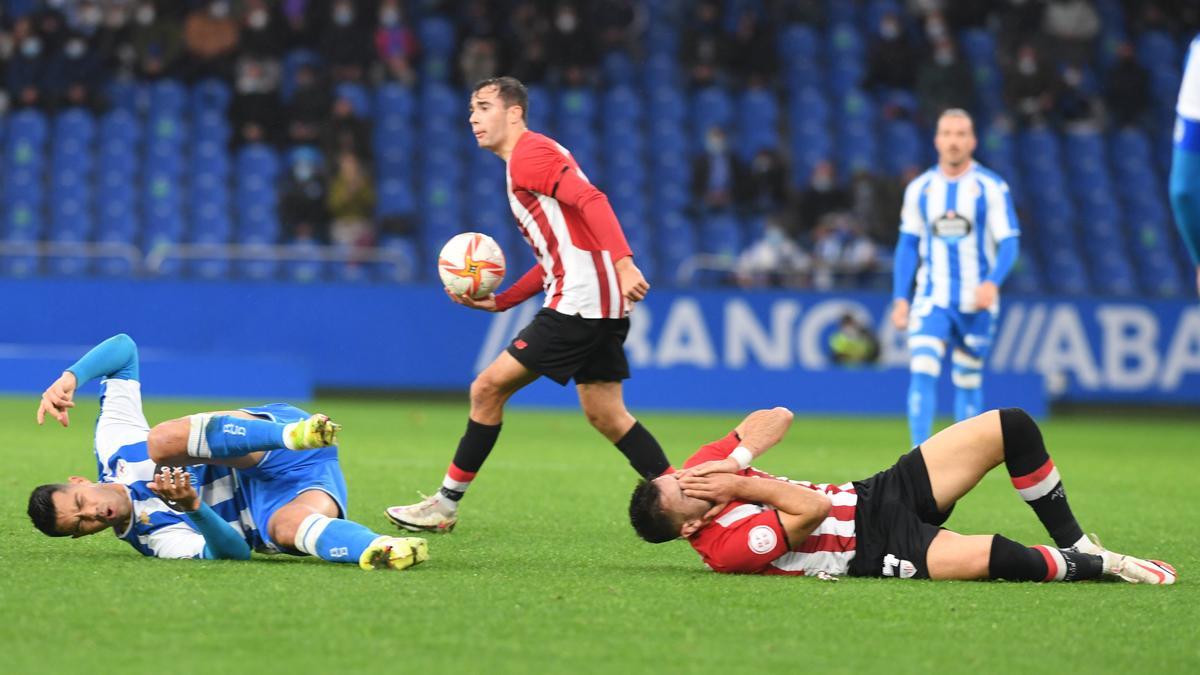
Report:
891,109,1021,447
1170,34,1200,296
629,407,1174,584
386,77,673,533
26,334,427,571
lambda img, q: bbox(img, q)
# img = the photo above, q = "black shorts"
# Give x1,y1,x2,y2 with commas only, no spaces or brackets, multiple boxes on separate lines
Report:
848,447,954,579
506,308,631,386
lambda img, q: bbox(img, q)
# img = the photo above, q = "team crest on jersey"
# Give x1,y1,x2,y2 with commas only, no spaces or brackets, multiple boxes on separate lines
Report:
747,525,778,554
933,211,972,239
115,459,128,480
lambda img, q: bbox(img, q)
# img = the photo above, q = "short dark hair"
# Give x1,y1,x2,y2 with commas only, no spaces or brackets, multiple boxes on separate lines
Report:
472,76,528,121
28,484,69,537
628,479,680,543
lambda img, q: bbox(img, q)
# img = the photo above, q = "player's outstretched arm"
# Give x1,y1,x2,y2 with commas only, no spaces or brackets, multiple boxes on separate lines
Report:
148,467,251,560
37,333,140,427
684,407,795,477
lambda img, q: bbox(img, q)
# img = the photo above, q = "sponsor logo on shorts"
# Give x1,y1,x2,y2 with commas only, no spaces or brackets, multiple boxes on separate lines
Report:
748,525,778,554
514,339,528,350
883,553,918,579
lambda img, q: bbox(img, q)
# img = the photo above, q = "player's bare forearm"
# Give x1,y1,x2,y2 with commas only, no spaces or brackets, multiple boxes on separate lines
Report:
734,407,794,457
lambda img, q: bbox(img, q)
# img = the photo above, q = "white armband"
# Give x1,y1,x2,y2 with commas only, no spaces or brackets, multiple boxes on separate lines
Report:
729,446,753,471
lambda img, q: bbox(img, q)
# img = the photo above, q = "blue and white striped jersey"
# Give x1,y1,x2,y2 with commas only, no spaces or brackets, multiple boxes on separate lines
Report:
899,162,1020,312
1178,35,1200,122
94,378,254,558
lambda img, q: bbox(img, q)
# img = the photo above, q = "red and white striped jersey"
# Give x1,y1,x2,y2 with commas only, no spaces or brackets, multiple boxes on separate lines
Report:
501,131,633,319
685,432,859,576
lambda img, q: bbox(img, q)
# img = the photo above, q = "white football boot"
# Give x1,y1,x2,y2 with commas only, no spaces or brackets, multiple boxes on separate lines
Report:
1081,534,1177,585
385,493,459,533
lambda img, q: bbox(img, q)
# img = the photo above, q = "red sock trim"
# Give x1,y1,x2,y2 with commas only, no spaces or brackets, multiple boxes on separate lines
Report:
1010,458,1055,489
447,464,477,483
1032,545,1057,582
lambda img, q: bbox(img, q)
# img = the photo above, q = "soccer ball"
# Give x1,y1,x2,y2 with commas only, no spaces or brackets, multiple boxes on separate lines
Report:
438,232,506,299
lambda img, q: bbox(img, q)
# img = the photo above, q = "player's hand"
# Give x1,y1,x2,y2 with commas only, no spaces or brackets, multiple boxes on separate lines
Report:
445,288,498,312
680,473,743,506
37,371,78,427
974,281,998,310
890,299,909,331
677,458,740,479
148,467,201,512
614,256,650,303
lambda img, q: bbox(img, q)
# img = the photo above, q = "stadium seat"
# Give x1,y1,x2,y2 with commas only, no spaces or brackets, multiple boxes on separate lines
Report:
191,78,232,112
376,83,415,119
53,108,95,144
416,16,457,57
335,81,373,118
778,24,820,61
149,79,188,116
602,50,636,87
98,109,141,145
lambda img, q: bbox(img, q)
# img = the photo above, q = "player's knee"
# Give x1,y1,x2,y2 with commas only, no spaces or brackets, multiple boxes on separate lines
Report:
147,420,188,464
469,374,504,407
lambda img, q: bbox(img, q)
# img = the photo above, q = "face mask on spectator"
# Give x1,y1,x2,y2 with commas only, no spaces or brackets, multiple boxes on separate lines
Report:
65,39,86,58
136,6,155,25
934,48,954,66
211,2,231,19
556,10,578,33
380,8,400,27
248,10,268,29
812,174,834,191
1018,56,1036,75
880,19,900,40
925,18,946,40
333,7,354,25
295,163,315,181
21,37,41,57
705,131,726,154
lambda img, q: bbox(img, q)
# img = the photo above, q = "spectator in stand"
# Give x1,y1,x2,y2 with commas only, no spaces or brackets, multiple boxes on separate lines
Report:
795,160,850,237
130,0,182,80
1042,0,1101,65
547,2,598,83
682,0,726,87
727,11,777,83
322,95,372,163
850,168,901,247
594,0,643,55
279,149,331,244
375,0,419,85
7,17,44,108
866,12,918,91
995,0,1047,54
460,37,500,86
734,222,811,288
286,62,331,146
743,148,787,216
1004,43,1057,128
692,127,745,213
50,32,102,110
915,38,974,126
507,1,551,84
1054,65,1101,132
182,0,240,81
239,0,287,58
328,152,378,249
230,55,284,147
320,0,374,83
1105,41,1148,128
281,0,320,48
93,2,135,78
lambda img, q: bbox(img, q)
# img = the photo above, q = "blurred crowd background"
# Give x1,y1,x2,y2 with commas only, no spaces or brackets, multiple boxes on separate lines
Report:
0,0,1196,294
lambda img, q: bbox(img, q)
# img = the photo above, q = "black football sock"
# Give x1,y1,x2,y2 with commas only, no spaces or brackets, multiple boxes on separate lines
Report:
999,408,1085,548
615,421,673,478
438,419,502,502
989,535,1103,582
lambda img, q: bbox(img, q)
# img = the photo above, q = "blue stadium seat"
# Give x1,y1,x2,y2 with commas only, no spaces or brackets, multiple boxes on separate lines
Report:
778,24,820,61
1047,249,1089,295
237,247,280,281
602,50,636,87
3,201,42,242
188,252,232,281
1093,250,1138,296
420,82,460,120
692,87,734,134
960,29,996,65
699,213,743,258
46,252,90,277
106,79,146,114
284,240,327,283
191,78,232,112
1136,31,1178,71
53,108,95,143
376,83,415,119
376,236,420,283
417,16,457,57
558,87,597,124
149,79,188,115
99,109,141,145
649,85,686,124
193,109,231,145
147,114,187,146
828,23,865,59
659,212,697,285
378,177,416,217
236,144,281,180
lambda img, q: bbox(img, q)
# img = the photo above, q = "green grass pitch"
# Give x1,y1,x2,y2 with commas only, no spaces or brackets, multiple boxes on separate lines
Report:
1,395,1196,674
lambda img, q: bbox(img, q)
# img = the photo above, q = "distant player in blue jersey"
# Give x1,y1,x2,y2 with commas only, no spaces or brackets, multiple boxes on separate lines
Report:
1171,34,1200,296
26,333,427,571
891,109,1020,446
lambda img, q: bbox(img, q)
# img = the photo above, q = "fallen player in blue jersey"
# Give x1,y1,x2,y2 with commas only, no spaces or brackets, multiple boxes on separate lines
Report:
26,333,427,571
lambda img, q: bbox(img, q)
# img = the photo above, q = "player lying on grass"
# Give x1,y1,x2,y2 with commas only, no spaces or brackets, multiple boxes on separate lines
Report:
629,407,1175,584
26,333,427,571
